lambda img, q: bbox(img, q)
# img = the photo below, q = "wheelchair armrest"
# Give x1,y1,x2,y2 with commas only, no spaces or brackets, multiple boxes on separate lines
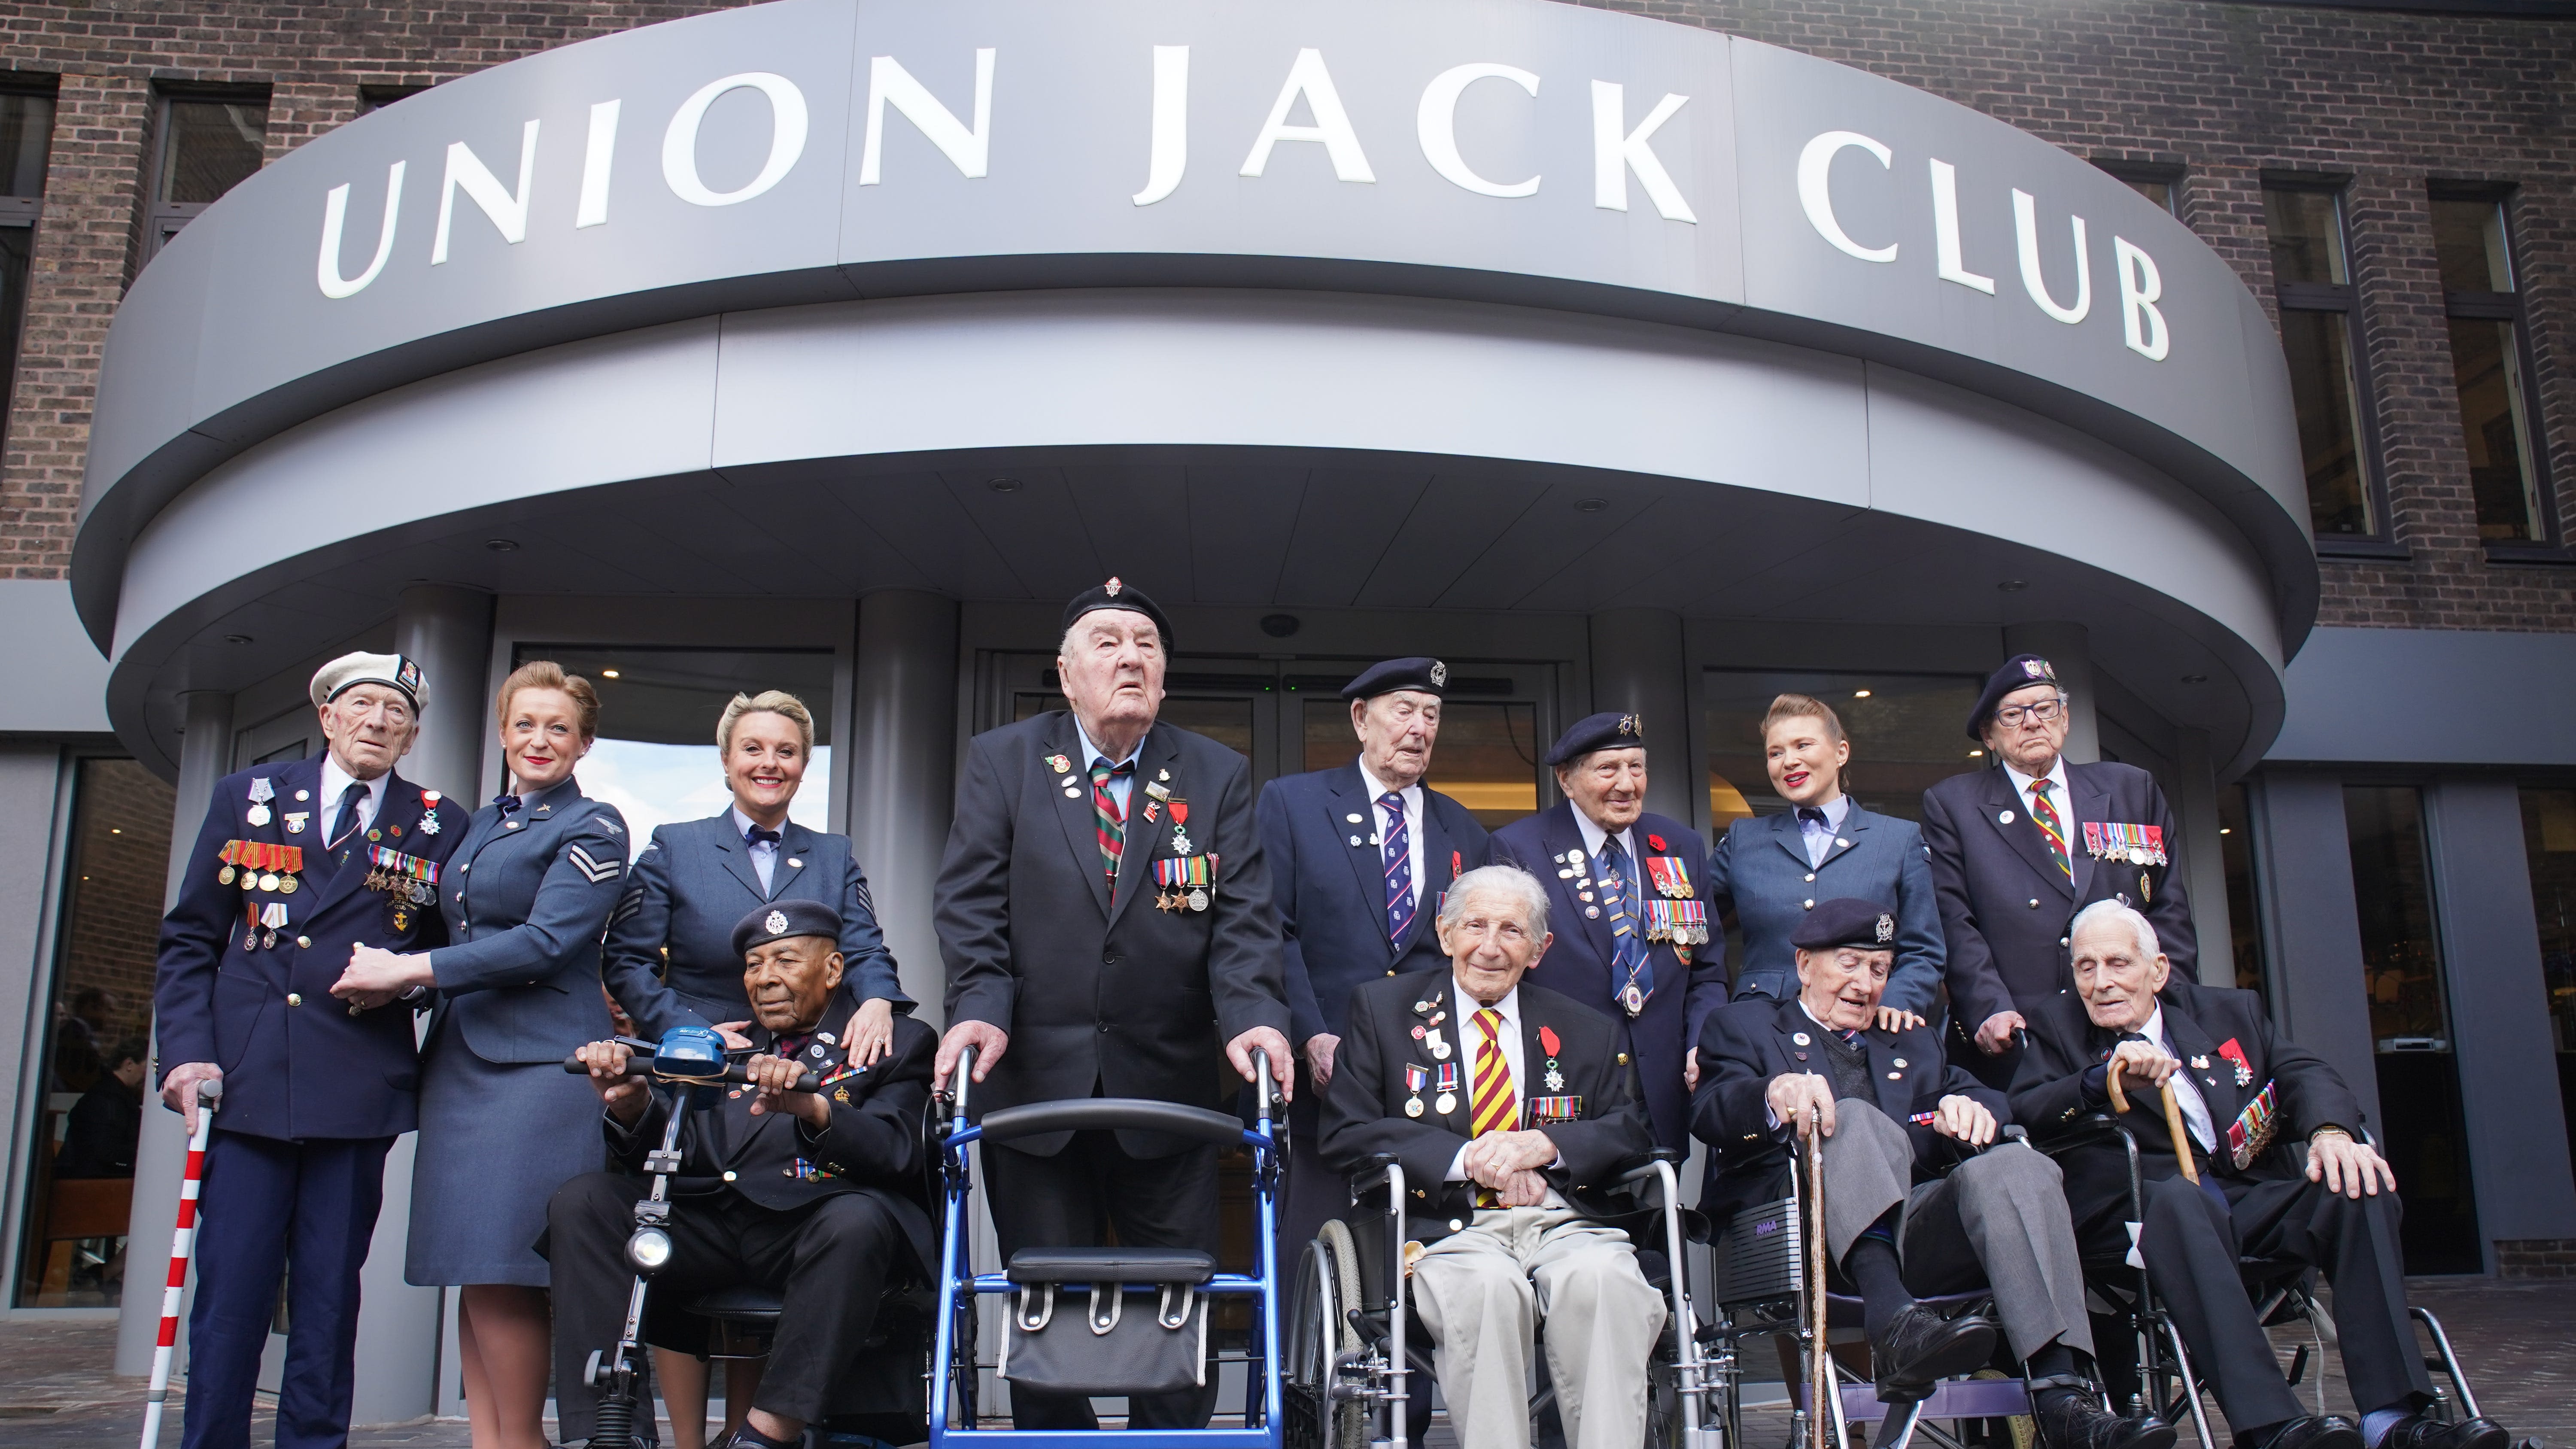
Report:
1609,1149,1682,1192
2026,1112,2131,1155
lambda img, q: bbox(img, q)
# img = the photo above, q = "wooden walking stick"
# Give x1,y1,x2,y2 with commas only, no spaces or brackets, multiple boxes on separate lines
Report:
2107,1057,2199,1185
1804,1103,1838,1449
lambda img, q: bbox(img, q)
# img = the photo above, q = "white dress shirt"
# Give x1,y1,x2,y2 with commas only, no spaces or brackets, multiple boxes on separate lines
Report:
2136,1005,2217,1152
1571,808,1640,876
317,755,386,847
1358,757,1426,914
2001,756,2074,824
1795,792,1852,869
731,806,782,894
1073,719,1146,818
1442,983,1568,1207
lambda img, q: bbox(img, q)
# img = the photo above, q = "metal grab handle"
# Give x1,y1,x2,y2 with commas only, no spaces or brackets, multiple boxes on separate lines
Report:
952,1045,975,1129
559,1051,818,1092
1252,1047,1273,1127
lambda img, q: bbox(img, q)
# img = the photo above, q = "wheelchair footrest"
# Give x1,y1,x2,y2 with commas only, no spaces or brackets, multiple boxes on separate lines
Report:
1797,1377,2032,1425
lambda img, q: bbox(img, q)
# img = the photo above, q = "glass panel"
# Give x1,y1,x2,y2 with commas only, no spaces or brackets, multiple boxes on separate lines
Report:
2449,316,2544,543
13,759,176,1307
2430,198,2513,294
0,91,53,197
2518,787,2576,1199
2216,783,2268,1005
2278,309,2374,537
1300,698,1541,829
0,223,30,436
1703,670,1984,827
520,647,835,844
157,99,267,205
2119,176,2172,213
2263,186,2350,286
2343,785,2480,1273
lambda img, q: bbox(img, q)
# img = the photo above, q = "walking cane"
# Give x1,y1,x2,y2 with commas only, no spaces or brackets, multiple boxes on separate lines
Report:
2105,1058,2198,1185
1804,1104,1845,1449
141,1079,220,1449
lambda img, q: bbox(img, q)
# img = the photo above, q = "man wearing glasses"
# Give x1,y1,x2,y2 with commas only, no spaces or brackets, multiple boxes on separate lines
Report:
1920,656,2198,1084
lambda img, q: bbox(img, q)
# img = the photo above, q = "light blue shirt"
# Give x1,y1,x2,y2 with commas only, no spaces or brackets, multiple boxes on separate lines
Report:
1074,719,1147,818
1795,793,1853,869
730,805,780,893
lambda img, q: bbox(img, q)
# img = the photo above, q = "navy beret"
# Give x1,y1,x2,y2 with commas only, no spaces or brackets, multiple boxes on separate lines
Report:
1061,576,1174,653
1791,897,1899,953
1545,711,1647,768
1965,653,2062,741
1341,656,1448,701
732,899,843,961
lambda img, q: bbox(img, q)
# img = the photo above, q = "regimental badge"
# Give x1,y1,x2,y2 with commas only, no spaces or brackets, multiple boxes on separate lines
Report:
2021,657,2057,683
1875,913,1896,944
1617,714,1643,739
1047,754,1072,775
1103,576,1124,597
1429,659,1448,687
766,908,790,935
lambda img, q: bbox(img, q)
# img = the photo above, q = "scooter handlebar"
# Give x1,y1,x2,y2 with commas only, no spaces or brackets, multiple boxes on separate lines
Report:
560,1050,821,1093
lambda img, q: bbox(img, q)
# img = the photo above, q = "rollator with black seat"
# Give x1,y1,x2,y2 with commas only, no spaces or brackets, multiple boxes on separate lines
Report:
2013,902,2524,1449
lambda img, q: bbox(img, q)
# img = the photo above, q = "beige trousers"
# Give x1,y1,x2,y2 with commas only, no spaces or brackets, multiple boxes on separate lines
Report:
1410,1206,1667,1449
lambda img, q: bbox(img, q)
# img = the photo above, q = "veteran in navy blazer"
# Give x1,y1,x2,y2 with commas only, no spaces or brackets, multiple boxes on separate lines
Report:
154,653,470,1449
1712,693,1942,1018
1921,655,2196,1076
601,688,909,1050
1487,712,1723,1156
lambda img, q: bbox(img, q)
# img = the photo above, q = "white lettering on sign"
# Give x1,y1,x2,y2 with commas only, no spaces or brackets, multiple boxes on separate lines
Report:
1797,130,1895,263
1133,45,1190,206
1418,63,1541,198
860,51,995,184
2013,188,2091,325
316,161,405,299
2115,237,2169,361
577,100,620,228
1929,158,1994,294
432,120,540,264
1242,48,1375,182
1590,81,1694,221
668,71,810,204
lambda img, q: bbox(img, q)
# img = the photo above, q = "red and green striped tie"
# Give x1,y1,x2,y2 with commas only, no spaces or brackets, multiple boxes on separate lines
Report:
1090,758,1134,888
2029,778,2072,881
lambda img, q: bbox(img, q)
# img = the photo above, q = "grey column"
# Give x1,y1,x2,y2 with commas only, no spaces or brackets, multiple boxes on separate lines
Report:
1588,608,1693,826
116,689,234,1375
2002,621,2098,766
2245,773,2381,1129
393,584,497,800
2173,728,2235,987
2426,779,2576,1260
849,590,959,1020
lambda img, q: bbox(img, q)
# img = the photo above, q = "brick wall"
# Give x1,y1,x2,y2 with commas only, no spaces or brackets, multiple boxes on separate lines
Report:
2,0,2571,631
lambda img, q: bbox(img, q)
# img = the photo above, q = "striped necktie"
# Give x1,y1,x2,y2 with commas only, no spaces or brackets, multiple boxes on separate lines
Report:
2028,778,2072,881
1381,791,1415,944
1090,758,1135,888
1469,1007,1516,1207
1599,838,1653,1013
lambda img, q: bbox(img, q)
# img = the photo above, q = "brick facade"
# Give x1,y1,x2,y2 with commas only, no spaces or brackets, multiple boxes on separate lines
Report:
3,0,2572,630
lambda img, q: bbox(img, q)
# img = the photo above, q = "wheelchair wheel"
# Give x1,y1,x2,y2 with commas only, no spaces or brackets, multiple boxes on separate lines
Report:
1286,1222,1370,1449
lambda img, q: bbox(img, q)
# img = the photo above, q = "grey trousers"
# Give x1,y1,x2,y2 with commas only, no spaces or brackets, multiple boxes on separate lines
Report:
1412,1206,1668,1449
1817,1100,2094,1364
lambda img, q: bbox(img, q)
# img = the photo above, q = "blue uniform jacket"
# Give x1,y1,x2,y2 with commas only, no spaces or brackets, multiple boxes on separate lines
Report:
1710,803,1944,1015
154,759,472,1141
1486,802,1725,1155
1256,762,1489,1046
428,779,628,1064
601,812,909,1039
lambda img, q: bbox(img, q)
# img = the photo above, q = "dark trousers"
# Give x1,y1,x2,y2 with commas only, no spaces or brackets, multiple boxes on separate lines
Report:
2077,1161,2434,1430
1278,1067,1342,1268
181,1130,392,1449
986,1133,1222,1431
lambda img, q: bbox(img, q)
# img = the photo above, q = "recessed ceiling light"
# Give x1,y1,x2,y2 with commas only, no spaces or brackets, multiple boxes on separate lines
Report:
1853,689,1872,699
988,477,1023,493
110,827,121,834
1997,579,2028,592
486,538,520,553
222,633,253,645
601,669,620,678
2219,827,2232,835
1968,749,1984,758
1574,498,1609,513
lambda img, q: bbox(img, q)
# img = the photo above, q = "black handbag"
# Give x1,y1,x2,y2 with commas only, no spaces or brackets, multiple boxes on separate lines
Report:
996,1247,1214,1397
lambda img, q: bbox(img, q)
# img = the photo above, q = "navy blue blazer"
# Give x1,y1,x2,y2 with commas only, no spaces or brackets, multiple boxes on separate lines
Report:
1709,803,1944,1016
1486,802,1725,1155
428,779,627,1065
1256,762,1489,1047
1919,760,2197,1033
602,812,909,1040
155,758,472,1141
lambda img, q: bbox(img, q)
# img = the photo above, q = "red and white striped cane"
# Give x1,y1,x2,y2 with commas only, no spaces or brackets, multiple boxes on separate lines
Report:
140,1079,219,1449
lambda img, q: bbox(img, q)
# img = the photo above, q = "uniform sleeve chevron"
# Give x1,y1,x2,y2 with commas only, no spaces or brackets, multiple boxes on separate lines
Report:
611,885,646,924
567,843,623,883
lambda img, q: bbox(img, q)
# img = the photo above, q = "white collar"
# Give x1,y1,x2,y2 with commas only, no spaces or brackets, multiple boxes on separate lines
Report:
2137,1003,2169,1049
1073,717,1147,771
2002,755,2071,802
1571,807,1634,862
1356,758,1422,807
1455,980,1521,1028
317,754,387,813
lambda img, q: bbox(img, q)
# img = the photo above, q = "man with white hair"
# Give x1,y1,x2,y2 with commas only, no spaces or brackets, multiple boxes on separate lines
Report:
1321,864,1664,1449
2012,901,2513,1449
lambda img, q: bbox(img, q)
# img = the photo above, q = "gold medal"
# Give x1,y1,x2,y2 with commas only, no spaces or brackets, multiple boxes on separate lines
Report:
219,865,236,885
1405,1097,1424,1118
257,872,280,892
279,874,297,895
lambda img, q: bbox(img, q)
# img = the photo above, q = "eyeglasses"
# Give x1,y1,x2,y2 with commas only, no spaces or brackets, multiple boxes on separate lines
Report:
1993,698,2066,728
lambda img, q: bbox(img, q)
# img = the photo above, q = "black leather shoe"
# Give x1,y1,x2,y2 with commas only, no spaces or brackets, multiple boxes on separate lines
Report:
2035,1395,2178,1449
2238,1415,2366,1449
1871,1301,1997,1393
2383,1417,2509,1449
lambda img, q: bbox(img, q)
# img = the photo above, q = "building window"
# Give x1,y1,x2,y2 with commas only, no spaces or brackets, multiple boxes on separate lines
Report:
2216,782,2268,1007
2431,193,2553,550
0,83,54,446
1302,696,1540,829
355,84,428,116
1703,669,1985,828
2343,785,2479,1273
2094,159,2182,217
12,758,175,1308
2518,787,2576,1208
145,93,268,261
2264,182,2384,544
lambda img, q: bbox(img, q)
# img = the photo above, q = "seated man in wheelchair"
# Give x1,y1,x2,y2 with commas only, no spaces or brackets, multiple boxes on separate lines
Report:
549,900,938,1449
2012,902,2515,1449
1321,863,1666,1449
1697,897,2168,1449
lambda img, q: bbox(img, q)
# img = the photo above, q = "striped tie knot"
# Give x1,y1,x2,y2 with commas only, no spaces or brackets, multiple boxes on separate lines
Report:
2027,778,2073,882
1090,757,1136,886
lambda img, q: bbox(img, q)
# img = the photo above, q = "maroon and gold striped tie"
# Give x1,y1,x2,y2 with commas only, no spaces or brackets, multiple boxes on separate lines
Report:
1469,1008,1517,1207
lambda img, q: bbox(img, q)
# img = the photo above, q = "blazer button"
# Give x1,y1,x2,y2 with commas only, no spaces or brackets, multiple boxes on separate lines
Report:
286,993,303,1006
1802,899,1814,909
1804,874,1815,884
1099,1023,1111,1033
1616,1052,1631,1066
1387,969,1397,976
722,1170,737,1182
2060,937,2070,947
295,936,310,948
2028,899,2041,908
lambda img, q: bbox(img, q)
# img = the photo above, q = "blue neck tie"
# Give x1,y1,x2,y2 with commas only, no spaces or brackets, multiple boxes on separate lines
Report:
1598,837,1653,1014
328,782,368,849
492,793,522,816
1380,791,1415,946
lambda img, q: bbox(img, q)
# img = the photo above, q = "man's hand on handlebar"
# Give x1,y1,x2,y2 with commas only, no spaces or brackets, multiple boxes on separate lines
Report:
161,1062,222,1134
935,1020,1009,1095
575,1039,650,1125
1227,1026,1295,1104
743,1053,831,1129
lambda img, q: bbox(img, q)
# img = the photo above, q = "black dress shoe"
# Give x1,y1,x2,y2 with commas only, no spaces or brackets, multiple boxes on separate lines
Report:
2239,1415,2366,1449
2034,1395,2178,1449
2383,1417,2510,1449
1871,1301,1998,1393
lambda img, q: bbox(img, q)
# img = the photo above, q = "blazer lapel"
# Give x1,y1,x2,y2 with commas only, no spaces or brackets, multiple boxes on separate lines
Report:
1866,1032,1909,1107
1981,769,2074,899
1106,728,1182,930
708,816,771,904
1773,1000,1818,1074
1548,805,1619,968
1769,809,1812,869
1817,806,1871,870
775,821,819,899
1326,764,1391,945
2159,997,2242,1129
307,770,414,915
2067,764,2109,899
1041,715,1114,919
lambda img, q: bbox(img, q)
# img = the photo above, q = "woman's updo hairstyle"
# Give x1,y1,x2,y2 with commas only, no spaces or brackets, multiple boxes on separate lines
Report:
495,660,602,741
717,690,815,754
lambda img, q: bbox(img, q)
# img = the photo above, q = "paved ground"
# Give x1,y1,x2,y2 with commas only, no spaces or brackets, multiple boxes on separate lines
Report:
3,1278,2567,1447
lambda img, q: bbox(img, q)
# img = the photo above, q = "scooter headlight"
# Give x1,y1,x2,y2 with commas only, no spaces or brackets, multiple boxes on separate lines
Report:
626,1226,674,1273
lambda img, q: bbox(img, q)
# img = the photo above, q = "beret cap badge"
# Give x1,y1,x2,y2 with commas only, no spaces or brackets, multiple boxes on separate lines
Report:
765,909,790,935
1876,913,1896,943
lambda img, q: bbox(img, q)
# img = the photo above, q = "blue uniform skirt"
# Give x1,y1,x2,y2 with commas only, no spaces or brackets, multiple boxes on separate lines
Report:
406,1019,604,1287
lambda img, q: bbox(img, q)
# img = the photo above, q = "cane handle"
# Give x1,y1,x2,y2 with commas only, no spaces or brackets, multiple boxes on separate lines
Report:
2106,1055,2131,1115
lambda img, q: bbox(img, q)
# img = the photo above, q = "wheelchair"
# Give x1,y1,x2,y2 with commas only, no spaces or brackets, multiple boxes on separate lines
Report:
927,1046,1289,1445
1281,1147,1722,1449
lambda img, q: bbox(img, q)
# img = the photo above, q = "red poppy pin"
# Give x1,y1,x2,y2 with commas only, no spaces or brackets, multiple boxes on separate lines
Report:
1538,1026,1561,1058
1647,833,1668,853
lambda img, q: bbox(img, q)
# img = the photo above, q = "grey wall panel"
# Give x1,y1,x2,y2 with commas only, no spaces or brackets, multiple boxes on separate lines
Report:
0,582,112,734
2250,775,2382,1132
2270,627,2576,768
0,747,69,1310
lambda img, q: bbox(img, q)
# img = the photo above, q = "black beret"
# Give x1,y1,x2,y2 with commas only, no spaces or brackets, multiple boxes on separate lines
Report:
1791,898,1899,953
1341,656,1448,701
1060,576,1175,653
1545,711,1647,767
1965,653,2063,740
732,899,843,960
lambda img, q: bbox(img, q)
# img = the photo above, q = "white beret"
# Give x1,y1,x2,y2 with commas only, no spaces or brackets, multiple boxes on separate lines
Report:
309,652,426,712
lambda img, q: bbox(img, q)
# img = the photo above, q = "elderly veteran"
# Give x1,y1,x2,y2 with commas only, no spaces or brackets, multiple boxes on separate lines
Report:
1257,655,1490,1258
1322,864,1663,1449
2011,903,2511,1449
1488,712,1723,1156
154,651,471,1449
549,899,937,1449
1922,654,2198,1078
1695,899,2163,1449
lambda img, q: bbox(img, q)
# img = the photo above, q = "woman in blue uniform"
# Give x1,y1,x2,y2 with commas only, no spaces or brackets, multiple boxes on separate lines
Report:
337,661,629,1449
1708,693,1944,1027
